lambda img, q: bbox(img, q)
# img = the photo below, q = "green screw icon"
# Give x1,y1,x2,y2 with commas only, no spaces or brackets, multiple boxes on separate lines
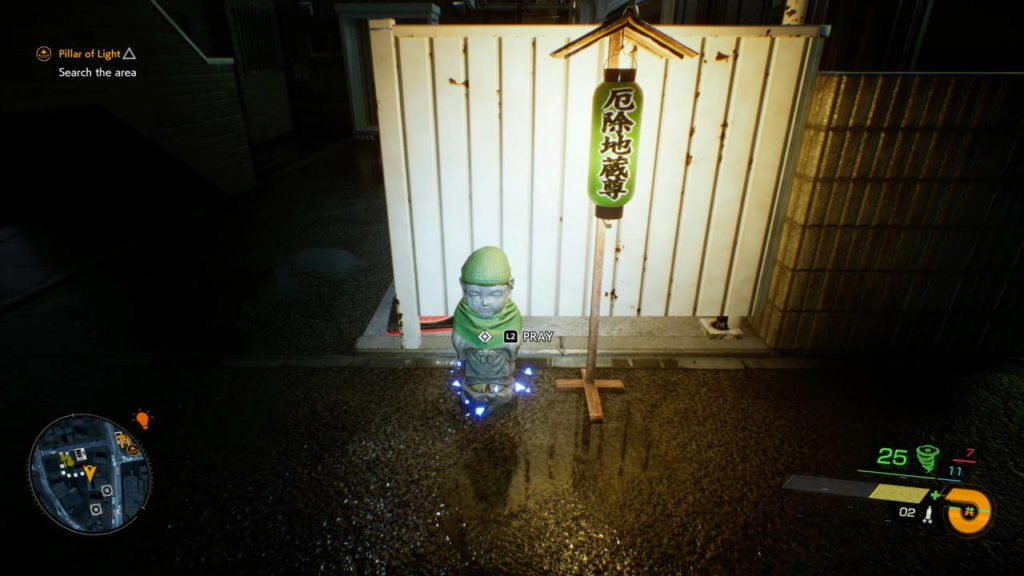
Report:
916,445,941,474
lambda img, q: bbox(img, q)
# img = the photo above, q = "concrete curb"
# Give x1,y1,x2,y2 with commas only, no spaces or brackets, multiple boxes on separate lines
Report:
217,355,822,370
0,353,835,370
4,354,1019,374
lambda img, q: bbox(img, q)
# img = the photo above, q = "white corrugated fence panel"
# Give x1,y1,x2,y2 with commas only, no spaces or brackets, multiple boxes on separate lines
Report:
397,37,446,314
669,36,736,316
728,37,810,316
558,43,602,316
530,36,570,316
432,37,473,314
501,36,535,312
639,41,701,316
370,22,825,335
466,37,502,250
368,20,420,348
611,50,666,317
696,37,771,315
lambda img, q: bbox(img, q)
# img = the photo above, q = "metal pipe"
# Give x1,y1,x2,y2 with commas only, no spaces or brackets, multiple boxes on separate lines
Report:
783,0,807,24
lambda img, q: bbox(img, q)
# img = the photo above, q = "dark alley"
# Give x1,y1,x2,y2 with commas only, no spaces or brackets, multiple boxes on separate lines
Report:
3,1,1024,574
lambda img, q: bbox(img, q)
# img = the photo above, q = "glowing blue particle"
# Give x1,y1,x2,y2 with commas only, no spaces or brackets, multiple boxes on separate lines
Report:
524,367,533,376
525,387,532,394
463,398,470,405
514,382,526,393
474,406,486,417
451,380,462,388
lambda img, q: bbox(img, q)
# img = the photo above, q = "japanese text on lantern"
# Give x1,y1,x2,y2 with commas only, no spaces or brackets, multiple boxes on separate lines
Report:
597,87,637,201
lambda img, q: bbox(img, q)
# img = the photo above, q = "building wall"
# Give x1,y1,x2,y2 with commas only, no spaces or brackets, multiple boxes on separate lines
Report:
752,73,1024,354
227,0,293,144
4,0,257,194
156,0,223,57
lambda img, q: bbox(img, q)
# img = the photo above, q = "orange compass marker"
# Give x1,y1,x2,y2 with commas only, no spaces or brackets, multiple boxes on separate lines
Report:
945,487,994,538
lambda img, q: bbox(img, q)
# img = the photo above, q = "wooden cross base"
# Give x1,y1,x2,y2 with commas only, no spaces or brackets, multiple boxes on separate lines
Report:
555,369,625,423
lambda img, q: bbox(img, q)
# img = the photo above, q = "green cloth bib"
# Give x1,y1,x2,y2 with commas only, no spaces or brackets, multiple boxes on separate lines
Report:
453,298,522,350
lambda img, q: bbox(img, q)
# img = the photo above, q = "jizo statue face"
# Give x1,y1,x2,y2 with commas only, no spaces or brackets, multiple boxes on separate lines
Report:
462,281,512,319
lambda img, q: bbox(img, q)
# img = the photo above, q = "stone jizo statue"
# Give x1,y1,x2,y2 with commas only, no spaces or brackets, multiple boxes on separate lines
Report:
452,246,522,415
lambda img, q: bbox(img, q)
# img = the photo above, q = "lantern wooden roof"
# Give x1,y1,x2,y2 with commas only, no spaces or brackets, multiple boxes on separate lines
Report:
550,3,698,61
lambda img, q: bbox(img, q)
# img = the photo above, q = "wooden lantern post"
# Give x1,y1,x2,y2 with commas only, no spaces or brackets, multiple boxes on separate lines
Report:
550,3,697,423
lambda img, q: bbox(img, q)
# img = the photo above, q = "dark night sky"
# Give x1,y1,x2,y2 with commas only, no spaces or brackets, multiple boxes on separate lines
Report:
918,1,1024,71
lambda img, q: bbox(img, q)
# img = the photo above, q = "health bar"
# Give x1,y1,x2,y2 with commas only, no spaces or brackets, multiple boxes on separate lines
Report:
784,475,930,504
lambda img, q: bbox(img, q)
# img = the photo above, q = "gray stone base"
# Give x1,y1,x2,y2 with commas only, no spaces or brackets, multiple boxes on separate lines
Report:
357,285,768,357
699,318,744,339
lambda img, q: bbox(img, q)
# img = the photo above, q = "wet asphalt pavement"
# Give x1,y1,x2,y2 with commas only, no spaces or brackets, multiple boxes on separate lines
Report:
2,360,1023,574
2,140,1023,574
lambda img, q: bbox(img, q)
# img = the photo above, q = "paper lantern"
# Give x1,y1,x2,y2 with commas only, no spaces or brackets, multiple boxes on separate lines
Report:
587,68,643,220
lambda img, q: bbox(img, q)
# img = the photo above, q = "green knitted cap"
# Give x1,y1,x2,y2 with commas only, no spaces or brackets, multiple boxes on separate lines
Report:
461,246,511,286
